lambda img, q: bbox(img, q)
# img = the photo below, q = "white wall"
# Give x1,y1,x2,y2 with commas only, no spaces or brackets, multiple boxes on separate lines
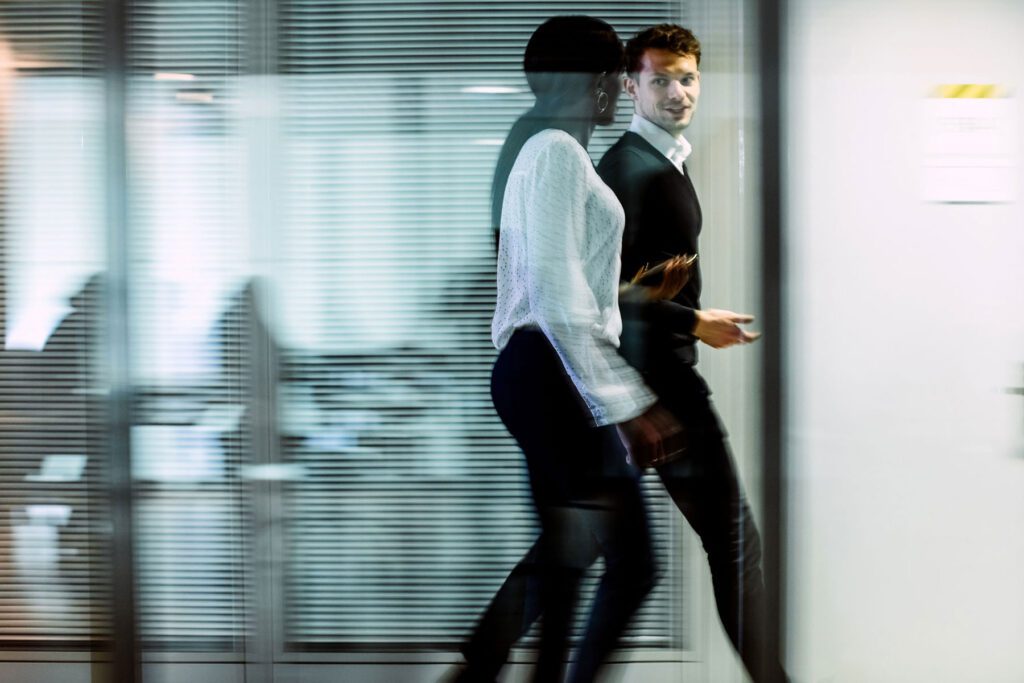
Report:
785,1,1024,682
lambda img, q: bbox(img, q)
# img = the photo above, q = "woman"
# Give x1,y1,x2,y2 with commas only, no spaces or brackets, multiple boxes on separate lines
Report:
459,16,681,683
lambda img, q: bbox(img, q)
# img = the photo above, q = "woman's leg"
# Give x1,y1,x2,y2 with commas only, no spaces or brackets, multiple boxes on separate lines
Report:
568,429,657,683
458,539,544,682
488,330,615,682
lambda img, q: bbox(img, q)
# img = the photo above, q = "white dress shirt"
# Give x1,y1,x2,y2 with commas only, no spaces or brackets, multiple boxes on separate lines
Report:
628,114,692,173
491,129,656,426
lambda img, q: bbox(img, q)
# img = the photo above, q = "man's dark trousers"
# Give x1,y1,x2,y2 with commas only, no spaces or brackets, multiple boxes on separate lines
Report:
645,345,785,683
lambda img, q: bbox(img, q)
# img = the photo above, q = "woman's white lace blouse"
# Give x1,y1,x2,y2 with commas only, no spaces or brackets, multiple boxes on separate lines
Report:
492,129,656,426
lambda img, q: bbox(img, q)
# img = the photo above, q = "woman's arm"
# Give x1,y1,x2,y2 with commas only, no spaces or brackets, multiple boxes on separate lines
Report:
519,135,656,426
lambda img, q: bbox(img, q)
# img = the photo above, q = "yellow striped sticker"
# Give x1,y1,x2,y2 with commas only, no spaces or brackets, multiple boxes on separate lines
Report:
932,83,1006,98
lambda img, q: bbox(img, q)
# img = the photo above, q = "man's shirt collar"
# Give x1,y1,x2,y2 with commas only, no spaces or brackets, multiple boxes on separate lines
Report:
628,113,692,172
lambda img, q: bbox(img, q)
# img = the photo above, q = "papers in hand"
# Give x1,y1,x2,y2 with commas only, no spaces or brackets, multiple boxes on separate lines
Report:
629,253,697,285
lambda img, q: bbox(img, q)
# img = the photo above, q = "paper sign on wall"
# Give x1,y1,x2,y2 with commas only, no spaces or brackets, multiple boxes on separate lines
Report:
922,84,1017,203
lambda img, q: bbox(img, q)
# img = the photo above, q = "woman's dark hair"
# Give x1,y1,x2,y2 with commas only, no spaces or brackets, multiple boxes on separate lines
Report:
491,16,624,237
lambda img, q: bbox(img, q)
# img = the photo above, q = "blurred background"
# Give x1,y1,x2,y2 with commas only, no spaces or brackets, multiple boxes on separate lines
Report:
0,0,1020,682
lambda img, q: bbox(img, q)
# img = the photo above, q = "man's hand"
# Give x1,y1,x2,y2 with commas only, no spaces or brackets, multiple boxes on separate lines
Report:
616,402,685,469
693,308,762,349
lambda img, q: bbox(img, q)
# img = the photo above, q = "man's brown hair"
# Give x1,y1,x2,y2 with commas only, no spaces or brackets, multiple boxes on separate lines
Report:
625,24,701,75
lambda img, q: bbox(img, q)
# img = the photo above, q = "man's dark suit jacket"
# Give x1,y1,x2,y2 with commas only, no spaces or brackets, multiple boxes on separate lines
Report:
597,130,704,363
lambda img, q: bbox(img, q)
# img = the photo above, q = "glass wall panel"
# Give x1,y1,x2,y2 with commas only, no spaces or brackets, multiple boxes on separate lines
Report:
0,1,770,680
0,0,109,648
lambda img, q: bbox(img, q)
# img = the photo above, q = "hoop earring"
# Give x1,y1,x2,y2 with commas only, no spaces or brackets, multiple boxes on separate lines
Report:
596,89,610,115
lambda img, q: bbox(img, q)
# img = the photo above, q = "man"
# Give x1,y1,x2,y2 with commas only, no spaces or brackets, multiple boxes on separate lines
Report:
597,24,787,683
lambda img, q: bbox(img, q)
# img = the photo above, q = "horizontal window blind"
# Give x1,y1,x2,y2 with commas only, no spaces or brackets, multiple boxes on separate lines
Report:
1,0,698,658
277,0,690,651
0,0,109,647
126,0,251,651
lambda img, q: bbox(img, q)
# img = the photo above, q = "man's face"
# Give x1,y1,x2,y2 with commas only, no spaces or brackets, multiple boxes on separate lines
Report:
625,48,701,135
